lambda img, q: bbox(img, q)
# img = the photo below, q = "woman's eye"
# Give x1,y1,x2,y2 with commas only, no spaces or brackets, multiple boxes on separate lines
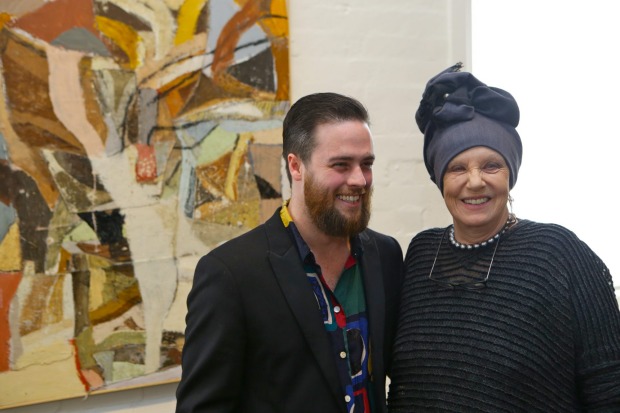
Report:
483,162,502,172
447,165,466,173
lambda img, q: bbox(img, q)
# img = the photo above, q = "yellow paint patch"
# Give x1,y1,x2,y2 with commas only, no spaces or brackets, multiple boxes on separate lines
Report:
89,266,107,311
0,222,21,272
96,15,142,70
225,133,253,201
175,0,208,45
266,0,289,38
0,13,13,30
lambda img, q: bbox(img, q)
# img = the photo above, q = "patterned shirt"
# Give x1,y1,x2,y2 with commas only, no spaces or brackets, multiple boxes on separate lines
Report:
280,202,373,413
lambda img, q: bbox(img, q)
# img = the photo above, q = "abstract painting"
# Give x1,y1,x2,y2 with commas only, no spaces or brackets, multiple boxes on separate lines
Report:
0,0,288,408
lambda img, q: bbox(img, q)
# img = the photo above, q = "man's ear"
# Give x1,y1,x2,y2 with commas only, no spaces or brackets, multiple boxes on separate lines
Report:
287,154,304,182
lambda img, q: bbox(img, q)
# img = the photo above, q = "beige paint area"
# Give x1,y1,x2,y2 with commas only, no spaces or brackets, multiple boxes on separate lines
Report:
0,355,86,408
46,45,179,374
0,320,85,408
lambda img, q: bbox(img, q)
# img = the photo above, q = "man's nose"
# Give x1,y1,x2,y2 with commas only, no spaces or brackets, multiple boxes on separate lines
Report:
348,165,369,187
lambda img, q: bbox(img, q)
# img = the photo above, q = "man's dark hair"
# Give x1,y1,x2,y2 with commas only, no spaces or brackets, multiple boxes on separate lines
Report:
282,92,370,184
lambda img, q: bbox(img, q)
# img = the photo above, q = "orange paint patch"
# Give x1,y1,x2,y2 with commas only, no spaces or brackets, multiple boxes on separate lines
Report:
135,143,158,183
0,272,22,372
0,13,14,30
80,368,104,390
9,0,98,43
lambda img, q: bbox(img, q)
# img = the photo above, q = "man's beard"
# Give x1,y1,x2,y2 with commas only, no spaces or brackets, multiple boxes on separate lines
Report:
304,173,372,237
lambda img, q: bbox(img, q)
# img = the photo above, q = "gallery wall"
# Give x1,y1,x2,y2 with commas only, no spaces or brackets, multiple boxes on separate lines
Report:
1,0,468,412
472,0,620,290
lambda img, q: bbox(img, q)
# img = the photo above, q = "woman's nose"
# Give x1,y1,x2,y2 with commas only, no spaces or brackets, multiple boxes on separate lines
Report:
466,168,484,188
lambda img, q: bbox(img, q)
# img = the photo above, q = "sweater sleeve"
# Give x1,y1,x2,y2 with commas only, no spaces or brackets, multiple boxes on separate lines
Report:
562,229,620,411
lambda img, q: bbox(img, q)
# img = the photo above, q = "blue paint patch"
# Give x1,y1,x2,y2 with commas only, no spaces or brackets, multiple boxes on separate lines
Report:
0,132,8,160
51,27,111,56
220,119,283,133
178,121,218,147
0,202,17,242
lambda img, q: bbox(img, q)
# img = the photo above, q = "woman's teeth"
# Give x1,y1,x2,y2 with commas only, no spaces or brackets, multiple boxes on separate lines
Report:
464,197,489,205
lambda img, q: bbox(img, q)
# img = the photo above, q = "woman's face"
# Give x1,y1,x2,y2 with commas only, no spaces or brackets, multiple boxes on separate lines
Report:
442,146,510,239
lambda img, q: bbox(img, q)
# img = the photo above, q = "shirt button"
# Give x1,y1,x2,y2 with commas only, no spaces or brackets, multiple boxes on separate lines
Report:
339,351,347,359
345,395,351,403
334,306,341,313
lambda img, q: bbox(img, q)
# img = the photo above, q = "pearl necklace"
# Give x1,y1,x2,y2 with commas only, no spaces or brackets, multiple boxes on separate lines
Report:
449,215,516,250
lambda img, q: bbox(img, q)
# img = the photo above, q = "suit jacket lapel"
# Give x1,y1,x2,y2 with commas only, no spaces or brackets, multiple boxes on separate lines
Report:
359,231,387,382
264,211,346,412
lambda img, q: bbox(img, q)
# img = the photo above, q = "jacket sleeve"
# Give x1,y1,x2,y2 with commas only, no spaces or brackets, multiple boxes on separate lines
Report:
176,253,246,413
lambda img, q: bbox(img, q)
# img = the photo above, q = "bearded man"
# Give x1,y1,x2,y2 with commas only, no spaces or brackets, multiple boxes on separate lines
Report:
176,93,404,413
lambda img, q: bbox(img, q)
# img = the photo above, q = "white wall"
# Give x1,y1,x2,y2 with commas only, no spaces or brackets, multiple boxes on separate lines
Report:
2,1,468,412
471,0,620,291
287,0,469,250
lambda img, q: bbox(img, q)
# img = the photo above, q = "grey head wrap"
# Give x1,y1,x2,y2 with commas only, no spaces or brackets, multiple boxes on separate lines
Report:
416,63,523,193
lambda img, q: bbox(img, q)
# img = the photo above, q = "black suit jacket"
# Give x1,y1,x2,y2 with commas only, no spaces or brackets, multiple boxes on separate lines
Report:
176,208,403,413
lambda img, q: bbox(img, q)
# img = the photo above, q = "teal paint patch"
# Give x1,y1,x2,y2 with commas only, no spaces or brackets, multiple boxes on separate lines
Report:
0,202,17,242
51,27,111,56
0,132,7,160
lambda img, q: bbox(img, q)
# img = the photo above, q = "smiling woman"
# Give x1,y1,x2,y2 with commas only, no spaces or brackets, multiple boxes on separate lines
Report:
471,0,620,289
387,59,620,413
442,147,511,244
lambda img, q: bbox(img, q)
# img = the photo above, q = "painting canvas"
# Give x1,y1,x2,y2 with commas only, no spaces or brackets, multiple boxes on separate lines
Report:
0,0,288,408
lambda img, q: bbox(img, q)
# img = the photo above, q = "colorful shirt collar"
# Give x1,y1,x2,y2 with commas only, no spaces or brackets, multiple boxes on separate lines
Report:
280,200,364,261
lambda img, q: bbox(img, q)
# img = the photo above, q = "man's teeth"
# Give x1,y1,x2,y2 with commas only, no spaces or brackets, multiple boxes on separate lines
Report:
339,195,360,202
464,198,489,205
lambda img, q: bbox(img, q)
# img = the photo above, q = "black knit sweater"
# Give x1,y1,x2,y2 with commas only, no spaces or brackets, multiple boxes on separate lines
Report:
388,219,620,412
